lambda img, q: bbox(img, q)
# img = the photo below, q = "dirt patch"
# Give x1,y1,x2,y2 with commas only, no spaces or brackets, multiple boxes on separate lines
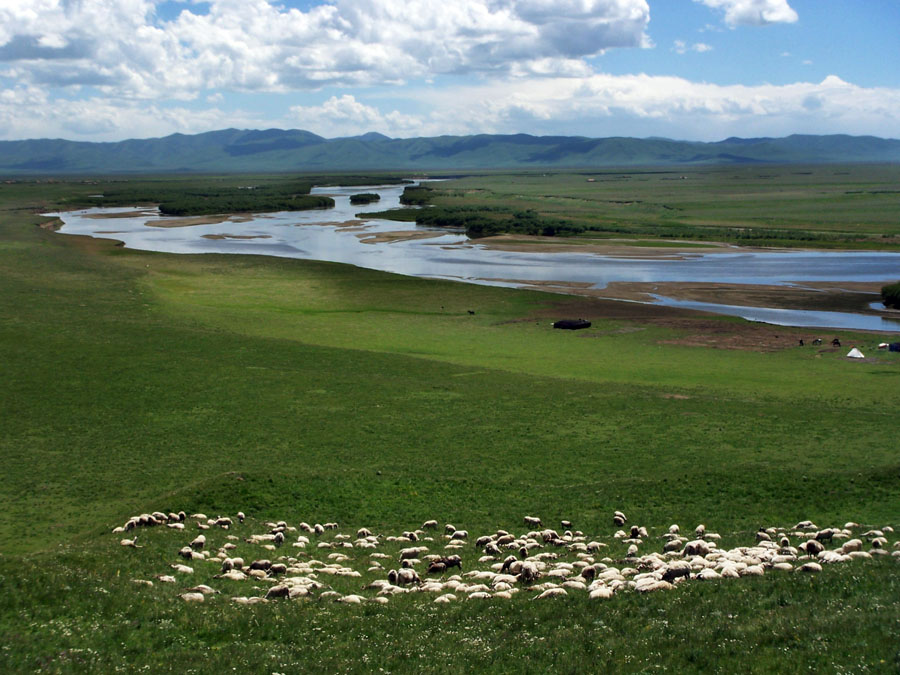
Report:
507,294,882,352
149,215,253,228
201,234,272,240
357,231,446,245
37,219,63,231
84,211,157,220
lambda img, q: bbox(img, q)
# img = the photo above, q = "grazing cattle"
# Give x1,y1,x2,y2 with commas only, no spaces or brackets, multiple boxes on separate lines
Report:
832,338,841,347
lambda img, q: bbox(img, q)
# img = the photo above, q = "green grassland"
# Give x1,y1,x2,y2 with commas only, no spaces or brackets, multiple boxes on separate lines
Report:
385,165,900,248
1,174,899,672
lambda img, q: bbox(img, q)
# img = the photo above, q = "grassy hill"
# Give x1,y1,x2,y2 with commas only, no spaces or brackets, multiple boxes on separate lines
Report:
2,130,900,174
0,177,898,671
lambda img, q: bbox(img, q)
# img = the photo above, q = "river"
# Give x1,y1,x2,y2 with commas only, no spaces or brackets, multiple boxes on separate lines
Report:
50,182,900,333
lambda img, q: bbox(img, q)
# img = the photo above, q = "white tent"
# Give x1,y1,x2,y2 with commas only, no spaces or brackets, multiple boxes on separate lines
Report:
846,347,865,359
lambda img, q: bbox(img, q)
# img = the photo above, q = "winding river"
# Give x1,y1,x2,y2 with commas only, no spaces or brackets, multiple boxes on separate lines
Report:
51,182,900,333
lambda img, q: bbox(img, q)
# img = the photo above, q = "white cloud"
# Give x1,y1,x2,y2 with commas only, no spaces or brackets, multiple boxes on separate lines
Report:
673,40,713,55
695,0,798,26
401,73,900,140
289,95,422,137
0,0,651,98
3,73,900,142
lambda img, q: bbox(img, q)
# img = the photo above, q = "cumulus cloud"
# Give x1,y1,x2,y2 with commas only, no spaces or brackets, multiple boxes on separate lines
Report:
695,0,798,26
401,73,900,140
3,73,900,142
289,95,422,138
0,0,650,98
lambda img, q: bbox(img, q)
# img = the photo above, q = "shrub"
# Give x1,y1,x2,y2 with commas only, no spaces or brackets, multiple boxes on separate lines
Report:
350,193,380,205
881,281,900,309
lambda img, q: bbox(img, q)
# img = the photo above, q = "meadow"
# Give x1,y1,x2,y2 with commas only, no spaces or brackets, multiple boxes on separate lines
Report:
375,164,900,248
0,172,898,672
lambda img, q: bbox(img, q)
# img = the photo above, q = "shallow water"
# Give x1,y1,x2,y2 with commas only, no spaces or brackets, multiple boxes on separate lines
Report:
51,182,900,332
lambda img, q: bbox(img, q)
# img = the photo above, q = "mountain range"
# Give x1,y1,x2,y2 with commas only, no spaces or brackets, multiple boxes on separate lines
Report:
2,129,899,174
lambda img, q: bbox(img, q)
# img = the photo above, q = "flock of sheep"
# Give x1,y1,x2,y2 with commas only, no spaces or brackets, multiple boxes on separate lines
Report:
115,510,898,606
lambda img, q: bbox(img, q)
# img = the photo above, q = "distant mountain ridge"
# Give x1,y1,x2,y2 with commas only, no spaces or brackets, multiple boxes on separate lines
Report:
1,129,899,174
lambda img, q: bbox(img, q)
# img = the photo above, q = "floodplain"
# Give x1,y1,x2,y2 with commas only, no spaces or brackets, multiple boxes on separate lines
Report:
0,168,898,672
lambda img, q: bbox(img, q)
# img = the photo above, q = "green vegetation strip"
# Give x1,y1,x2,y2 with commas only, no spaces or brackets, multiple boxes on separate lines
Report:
0,173,898,672
388,165,900,248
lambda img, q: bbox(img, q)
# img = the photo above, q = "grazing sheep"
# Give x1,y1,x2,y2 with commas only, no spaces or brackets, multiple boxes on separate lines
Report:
662,561,692,583
190,534,206,551
535,588,567,600
451,530,468,541
589,586,615,599
800,540,824,558
236,511,245,523
524,516,542,528
613,511,627,526
232,597,268,606
427,561,447,575
215,570,247,582
422,520,438,530
682,540,710,557
155,575,177,584
170,564,194,574
120,537,141,548
815,529,836,542
179,592,205,603
561,520,573,529
445,524,456,535
265,585,291,599
797,562,823,573
518,561,540,583
186,585,219,595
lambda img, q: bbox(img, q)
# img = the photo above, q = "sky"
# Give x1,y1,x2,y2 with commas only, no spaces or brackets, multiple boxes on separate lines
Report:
1,0,899,142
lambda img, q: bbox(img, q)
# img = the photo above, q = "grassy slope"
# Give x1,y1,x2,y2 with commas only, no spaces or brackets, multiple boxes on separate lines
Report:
1,181,899,672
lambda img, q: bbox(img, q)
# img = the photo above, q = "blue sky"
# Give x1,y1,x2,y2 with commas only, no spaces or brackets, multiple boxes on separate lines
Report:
1,0,898,141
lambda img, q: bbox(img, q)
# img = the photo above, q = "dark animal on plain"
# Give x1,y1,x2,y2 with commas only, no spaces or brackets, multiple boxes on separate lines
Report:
553,319,591,330
798,339,804,346
427,561,446,575
662,565,691,583
812,338,822,345
468,310,475,315
441,555,462,570
832,338,841,347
